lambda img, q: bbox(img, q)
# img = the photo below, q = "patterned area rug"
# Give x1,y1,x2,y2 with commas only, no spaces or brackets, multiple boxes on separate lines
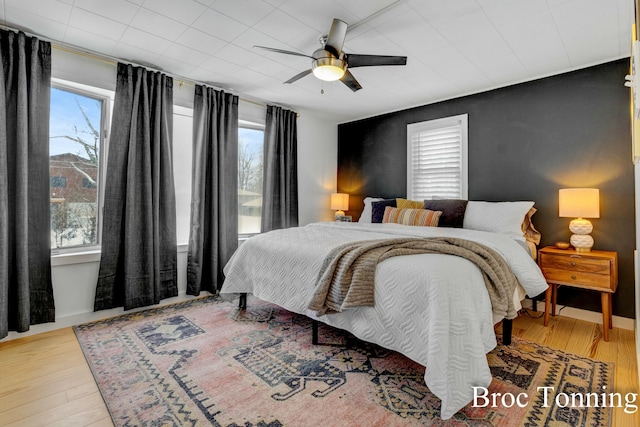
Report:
74,296,613,427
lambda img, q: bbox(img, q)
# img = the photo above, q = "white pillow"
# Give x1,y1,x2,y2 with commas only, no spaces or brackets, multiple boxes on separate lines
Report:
463,201,534,240
358,197,383,223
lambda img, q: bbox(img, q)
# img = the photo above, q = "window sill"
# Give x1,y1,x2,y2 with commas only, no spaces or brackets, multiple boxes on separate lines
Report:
49,241,236,267
51,250,101,267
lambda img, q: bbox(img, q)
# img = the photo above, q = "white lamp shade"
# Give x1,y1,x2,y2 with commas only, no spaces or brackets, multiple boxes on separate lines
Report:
558,188,600,218
330,193,349,211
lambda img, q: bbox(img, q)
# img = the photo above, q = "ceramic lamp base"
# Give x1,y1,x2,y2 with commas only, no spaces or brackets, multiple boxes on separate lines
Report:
570,233,594,252
568,217,594,252
569,217,593,234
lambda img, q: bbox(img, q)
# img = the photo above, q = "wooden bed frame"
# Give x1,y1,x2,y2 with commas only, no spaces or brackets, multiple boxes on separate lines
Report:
237,292,513,346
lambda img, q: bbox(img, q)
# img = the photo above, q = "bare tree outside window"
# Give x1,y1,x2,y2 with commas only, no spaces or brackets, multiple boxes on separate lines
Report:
49,86,104,249
238,127,264,234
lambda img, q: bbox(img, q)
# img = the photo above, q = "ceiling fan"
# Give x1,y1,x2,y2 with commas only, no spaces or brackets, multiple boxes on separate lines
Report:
254,18,407,92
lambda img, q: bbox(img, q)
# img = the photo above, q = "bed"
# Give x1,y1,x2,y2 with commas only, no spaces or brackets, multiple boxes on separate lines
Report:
220,200,548,419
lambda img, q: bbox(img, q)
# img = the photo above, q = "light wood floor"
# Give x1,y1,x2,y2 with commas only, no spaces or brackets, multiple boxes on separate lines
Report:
497,311,639,427
0,311,637,427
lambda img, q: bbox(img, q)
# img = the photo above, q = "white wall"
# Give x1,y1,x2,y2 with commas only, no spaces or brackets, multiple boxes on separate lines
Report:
297,109,339,225
635,161,640,381
173,106,194,245
3,48,339,340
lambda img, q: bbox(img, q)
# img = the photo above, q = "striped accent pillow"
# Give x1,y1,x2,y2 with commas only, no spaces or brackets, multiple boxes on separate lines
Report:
382,207,442,227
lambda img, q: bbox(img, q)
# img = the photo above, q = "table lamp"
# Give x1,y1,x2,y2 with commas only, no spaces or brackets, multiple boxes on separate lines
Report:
330,193,349,220
558,188,600,252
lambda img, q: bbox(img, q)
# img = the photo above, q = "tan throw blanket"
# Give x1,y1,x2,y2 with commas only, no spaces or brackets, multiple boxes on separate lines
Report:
307,237,519,319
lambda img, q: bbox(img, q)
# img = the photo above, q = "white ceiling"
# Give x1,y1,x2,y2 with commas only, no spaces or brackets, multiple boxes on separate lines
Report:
1,0,634,122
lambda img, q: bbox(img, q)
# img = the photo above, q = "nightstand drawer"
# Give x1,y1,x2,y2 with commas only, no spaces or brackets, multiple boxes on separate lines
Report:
540,267,612,290
539,253,611,275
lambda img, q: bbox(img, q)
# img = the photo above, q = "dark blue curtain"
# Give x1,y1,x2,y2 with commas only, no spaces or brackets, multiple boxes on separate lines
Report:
95,63,177,311
0,30,54,339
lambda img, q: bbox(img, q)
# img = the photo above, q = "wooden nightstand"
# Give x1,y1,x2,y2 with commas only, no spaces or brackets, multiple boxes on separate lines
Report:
538,246,618,341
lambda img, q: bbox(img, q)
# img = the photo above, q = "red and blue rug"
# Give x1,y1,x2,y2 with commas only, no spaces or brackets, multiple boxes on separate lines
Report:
74,296,613,426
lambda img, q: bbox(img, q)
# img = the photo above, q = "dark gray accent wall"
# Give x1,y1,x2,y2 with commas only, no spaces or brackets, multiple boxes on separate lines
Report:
337,59,635,319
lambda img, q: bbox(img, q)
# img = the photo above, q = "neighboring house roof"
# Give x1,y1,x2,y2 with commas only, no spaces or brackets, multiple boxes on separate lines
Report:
50,152,95,164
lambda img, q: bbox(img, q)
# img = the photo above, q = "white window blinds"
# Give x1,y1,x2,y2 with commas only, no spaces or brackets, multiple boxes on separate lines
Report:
407,114,468,200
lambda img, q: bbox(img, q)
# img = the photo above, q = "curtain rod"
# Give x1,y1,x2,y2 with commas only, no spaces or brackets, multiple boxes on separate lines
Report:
51,44,292,111
0,24,296,113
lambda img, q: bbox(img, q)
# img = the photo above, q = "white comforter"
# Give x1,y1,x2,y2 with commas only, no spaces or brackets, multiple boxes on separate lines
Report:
221,222,548,419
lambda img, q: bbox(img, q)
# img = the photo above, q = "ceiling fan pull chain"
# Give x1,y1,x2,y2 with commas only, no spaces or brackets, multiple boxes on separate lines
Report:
321,81,324,94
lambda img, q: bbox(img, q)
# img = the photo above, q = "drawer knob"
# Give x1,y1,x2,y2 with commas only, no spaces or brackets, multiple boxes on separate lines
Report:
571,275,577,280
571,262,576,266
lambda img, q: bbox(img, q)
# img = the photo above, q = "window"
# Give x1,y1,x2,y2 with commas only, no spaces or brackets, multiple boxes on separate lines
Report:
50,176,67,188
82,177,97,189
238,122,264,235
407,114,468,200
49,82,110,250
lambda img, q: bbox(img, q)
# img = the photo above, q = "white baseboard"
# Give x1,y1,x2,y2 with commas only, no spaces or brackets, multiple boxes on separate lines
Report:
521,299,635,330
1,291,211,342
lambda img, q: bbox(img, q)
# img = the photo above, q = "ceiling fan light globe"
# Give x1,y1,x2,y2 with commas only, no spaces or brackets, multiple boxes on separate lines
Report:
312,57,346,81
313,65,345,81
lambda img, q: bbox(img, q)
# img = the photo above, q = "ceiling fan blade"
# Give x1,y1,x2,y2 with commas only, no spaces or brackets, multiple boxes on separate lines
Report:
346,54,407,68
254,45,314,59
325,19,348,57
284,69,313,84
340,70,362,92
